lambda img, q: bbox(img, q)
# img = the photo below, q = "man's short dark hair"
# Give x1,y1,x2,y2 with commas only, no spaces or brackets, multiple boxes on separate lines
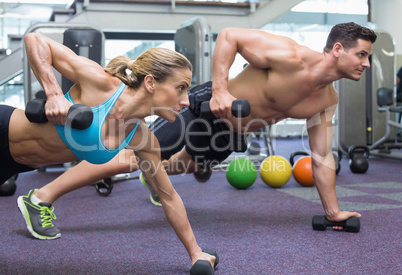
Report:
324,22,377,53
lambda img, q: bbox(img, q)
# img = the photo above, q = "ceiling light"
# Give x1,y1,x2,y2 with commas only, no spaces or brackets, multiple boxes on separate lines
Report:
1,1,74,4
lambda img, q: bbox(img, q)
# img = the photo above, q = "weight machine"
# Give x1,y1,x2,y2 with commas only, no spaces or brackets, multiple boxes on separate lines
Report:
369,87,402,158
336,31,402,163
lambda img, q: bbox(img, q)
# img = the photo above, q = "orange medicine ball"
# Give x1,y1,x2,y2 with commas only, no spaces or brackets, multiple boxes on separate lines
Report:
292,156,315,187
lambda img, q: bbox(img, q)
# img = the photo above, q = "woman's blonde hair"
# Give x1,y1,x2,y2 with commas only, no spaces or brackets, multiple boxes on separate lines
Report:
104,47,192,89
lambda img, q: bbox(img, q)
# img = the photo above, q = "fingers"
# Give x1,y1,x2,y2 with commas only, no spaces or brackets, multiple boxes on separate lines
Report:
342,211,362,221
45,97,72,125
209,93,235,119
350,212,362,218
214,107,233,119
327,211,362,222
210,101,232,119
330,211,362,231
226,107,233,119
191,250,216,268
191,253,216,273
45,108,68,125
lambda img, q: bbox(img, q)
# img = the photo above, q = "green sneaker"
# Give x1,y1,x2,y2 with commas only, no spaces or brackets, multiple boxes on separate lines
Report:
140,173,162,206
17,189,61,240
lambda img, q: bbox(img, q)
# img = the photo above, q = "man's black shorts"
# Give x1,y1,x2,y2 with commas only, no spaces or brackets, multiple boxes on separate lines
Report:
150,81,247,169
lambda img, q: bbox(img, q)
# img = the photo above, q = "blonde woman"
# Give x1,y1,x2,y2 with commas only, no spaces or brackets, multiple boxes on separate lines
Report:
2,33,217,271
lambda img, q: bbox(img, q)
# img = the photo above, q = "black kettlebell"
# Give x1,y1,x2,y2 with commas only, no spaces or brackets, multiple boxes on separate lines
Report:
332,148,342,175
289,151,310,166
0,174,18,196
248,141,261,155
348,145,369,174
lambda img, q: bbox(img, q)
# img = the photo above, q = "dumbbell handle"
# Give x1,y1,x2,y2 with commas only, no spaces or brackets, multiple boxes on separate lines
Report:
324,218,348,227
200,99,250,119
25,98,93,130
312,215,360,233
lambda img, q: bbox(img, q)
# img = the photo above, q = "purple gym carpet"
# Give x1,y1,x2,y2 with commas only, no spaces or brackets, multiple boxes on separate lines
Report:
0,138,401,274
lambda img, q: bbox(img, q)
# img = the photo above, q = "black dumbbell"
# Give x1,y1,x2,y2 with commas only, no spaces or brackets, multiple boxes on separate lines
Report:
190,249,219,275
200,99,251,119
312,215,360,233
25,98,93,130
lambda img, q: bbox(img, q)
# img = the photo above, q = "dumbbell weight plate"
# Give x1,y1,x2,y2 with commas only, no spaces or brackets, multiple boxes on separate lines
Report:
189,249,219,275
25,99,47,123
345,217,360,233
66,104,93,130
312,215,326,231
202,249,219,267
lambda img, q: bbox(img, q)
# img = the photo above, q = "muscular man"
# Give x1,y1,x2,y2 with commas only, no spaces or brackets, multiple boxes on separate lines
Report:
148,22,377,227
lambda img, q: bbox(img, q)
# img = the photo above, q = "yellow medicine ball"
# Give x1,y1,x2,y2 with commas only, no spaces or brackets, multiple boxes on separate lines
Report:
260,155,292,188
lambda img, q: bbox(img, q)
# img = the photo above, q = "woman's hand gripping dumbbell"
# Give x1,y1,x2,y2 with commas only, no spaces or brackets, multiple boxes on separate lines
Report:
25,98,93,130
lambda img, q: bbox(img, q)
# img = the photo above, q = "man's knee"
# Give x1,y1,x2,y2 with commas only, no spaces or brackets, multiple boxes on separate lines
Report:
165,148,198,174
112,150,139,173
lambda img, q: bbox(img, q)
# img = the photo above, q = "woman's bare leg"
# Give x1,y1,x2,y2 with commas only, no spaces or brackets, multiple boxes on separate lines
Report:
34,149,138,204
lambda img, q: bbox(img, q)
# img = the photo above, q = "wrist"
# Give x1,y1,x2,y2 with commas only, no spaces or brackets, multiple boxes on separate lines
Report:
46,92,64,99
325,209,339,220
190,247,203,263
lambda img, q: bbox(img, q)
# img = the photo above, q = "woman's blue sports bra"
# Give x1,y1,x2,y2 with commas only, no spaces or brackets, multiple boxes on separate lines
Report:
55,82,140,164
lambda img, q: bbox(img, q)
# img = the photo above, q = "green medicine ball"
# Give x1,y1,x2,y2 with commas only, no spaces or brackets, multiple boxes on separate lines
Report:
226,158,257,189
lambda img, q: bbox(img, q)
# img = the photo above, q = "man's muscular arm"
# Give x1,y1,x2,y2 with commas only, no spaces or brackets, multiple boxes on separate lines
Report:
211,27,299,119
210,28,239,119
307,105,361,226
